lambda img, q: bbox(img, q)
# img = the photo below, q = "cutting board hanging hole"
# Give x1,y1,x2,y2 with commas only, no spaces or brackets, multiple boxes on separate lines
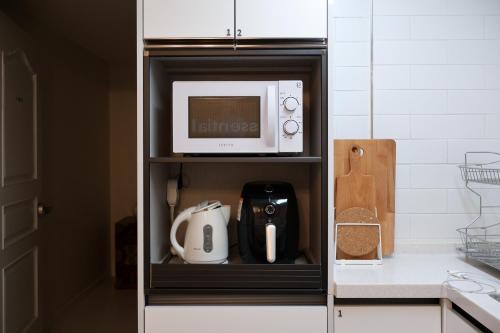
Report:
352,145,364,156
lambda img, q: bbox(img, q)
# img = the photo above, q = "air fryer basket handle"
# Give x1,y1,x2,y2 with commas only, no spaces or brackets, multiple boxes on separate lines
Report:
265,223,276,263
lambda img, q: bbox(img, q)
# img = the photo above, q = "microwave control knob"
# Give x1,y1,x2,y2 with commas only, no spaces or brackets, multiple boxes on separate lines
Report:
283,120,299,136
283,97,299,112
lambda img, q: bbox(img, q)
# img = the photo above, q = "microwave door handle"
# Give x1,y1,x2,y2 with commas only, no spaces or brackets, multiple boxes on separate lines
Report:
266,86,277,147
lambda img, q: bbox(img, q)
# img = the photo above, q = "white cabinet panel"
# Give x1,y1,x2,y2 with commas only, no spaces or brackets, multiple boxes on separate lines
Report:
235,0,327,39
144,0,234,39
145,305,327,333
334,305,441,333
445,307,481,333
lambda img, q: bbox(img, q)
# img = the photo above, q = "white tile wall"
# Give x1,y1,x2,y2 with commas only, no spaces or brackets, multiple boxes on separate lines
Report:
374,41,447,65
334,43,370,66
447,140,500,163
373,115,411,139
447,65,488,90
335,18,370,41
397,140,448,164
335,67,370,91
410,65,486,90
331,0,371,17
446,0,500,16
447,189,480,214
410,214,472,239
485,115,500,138
330,0,500,241
410,16,484,40
447,40,500,65
395,214,411,239
332,115,371,139
374,90,447,115
374,0,447,16
448,188,500,215
484,65,500,89
397,189,448,214
374,65,410,89
411,115,484,139
331,0,372,139
485,16,500,39
332,91,370,116
396,165,411,189
410,165,461,189
448,91,500,114
373,16,410,40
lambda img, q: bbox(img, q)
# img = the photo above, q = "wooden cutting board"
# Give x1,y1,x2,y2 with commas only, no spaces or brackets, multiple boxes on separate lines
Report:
336,146,377,213
334,140,396,256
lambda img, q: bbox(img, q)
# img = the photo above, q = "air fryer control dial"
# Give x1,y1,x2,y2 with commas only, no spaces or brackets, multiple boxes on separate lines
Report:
283,97,299,112
264,204,276,216
283,120,300,136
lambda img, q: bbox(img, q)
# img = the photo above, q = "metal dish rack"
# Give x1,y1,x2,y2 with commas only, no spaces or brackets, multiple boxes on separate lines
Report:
457,152,500,270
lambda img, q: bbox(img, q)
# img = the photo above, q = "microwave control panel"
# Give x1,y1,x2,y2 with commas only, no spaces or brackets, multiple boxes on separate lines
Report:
279,80,303,153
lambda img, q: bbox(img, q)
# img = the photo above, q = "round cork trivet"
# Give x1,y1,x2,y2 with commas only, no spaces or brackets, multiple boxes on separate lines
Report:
336,207,380,257
336,207,377,224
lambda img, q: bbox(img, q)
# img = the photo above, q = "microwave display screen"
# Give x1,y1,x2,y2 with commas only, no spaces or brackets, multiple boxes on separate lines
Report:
188,96,260,138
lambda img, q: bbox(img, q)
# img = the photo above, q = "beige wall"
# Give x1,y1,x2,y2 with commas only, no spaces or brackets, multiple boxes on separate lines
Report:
39,31,110,330
109,66,137,275
1,1,138,325
0,8,111,330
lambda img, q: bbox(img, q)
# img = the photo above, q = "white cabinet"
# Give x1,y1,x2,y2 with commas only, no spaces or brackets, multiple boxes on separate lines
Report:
145,305,327,333
143,0,328,40
144,0,234,39
235,0,327,39
444,306,481,333
334,305,441,333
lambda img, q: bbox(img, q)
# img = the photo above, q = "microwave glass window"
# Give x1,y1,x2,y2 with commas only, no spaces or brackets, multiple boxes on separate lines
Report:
188,96,261,138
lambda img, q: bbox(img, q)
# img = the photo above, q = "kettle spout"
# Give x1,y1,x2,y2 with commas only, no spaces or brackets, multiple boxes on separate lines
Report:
221,205,231,225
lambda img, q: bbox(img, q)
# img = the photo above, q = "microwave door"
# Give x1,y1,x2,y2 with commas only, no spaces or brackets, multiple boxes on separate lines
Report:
172,81,280,154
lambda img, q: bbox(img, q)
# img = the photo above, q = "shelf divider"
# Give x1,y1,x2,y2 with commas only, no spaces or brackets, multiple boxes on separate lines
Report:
149,156,322,164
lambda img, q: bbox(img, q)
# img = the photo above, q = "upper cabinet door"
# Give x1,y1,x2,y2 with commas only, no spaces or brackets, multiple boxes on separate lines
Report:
144,0,234,39
235,0,327,39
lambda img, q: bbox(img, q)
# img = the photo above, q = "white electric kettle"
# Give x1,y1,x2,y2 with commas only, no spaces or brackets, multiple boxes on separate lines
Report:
170,201,230,264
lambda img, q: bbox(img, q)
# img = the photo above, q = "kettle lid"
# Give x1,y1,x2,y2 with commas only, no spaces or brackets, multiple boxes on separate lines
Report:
193,200,222,213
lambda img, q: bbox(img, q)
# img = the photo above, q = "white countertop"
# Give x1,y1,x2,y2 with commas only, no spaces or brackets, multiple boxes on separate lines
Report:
334,248,500,332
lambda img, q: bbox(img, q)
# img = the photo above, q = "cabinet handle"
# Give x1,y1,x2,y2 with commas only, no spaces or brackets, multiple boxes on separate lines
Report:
237,29,242,37
226,29,231,37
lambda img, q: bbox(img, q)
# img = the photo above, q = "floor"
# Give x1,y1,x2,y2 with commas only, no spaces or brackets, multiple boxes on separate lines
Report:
50,280,137,333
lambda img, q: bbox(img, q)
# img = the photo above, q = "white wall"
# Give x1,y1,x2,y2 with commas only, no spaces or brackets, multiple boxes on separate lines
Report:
330,0,500,243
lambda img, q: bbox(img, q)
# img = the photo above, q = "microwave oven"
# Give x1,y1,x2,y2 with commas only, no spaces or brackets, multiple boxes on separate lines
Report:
172,80,303,154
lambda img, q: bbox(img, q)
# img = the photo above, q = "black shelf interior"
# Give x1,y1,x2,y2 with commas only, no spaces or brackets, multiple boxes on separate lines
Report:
147,50,324,159
151,248,322,290
151,263,322,290
144,49,328,297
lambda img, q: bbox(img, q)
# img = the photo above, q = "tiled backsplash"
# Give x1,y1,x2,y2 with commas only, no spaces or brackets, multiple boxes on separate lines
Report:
329,0,500,242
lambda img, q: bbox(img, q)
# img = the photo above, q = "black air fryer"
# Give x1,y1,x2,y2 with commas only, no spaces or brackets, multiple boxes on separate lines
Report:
238,181,299,264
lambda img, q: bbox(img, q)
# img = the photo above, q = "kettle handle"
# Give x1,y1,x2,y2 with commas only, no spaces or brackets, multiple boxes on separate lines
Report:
170,206,196,260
